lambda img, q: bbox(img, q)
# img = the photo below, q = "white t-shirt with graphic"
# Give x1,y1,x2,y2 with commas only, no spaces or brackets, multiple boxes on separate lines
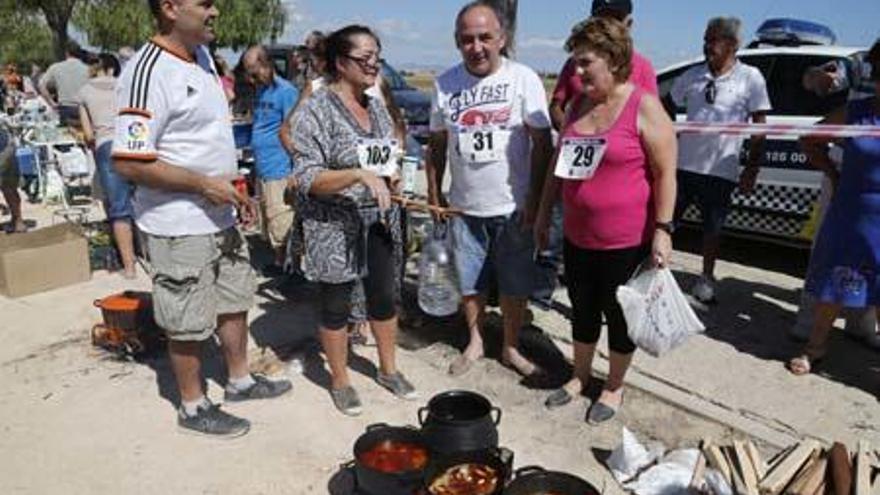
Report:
430,58,551,217
671,61,771,182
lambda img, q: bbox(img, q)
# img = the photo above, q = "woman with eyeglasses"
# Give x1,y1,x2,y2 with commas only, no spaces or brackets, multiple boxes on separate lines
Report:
288,24,416,416
791,39,880,375
533,17,677,424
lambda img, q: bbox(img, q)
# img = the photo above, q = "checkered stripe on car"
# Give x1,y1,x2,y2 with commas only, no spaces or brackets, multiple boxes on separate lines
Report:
681,183,821,240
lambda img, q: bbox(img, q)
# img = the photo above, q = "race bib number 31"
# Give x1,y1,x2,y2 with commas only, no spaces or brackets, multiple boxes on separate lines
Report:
459,128,510,164
554,136,608,180
357,138,401,177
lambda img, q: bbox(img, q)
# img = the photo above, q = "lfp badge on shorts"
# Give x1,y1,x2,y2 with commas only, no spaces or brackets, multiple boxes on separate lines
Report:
554,136,608,180
126,122,150,151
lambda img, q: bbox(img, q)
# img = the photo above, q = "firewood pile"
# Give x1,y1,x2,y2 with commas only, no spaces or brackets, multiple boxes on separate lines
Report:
690,438,880,495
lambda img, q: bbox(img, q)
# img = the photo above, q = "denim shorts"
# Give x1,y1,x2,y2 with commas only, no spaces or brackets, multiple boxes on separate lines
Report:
95,141,134,220
674,170,736,236
451,212,536,298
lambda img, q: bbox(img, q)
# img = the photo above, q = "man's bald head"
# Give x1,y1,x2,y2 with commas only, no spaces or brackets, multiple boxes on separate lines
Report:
242,45,275,86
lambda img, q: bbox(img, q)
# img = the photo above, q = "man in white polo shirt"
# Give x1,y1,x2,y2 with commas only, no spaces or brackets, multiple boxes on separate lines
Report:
671,16,771,303
113,0,291,438
426,1,553,377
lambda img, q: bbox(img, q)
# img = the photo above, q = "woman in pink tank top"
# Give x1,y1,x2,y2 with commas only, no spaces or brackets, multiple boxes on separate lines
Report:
534,17,677,424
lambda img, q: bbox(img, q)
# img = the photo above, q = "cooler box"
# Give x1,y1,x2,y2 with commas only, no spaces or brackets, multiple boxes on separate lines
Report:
232,121,253,149
14,146,37,177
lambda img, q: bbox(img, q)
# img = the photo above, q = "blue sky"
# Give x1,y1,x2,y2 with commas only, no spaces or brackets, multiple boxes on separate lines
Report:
273,0,880,72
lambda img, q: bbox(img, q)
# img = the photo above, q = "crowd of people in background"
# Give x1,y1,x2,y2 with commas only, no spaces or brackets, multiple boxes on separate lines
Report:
0,0,877,439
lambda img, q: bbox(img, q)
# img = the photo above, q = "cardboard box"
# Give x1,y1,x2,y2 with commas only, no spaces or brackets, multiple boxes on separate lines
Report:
0,223,91,298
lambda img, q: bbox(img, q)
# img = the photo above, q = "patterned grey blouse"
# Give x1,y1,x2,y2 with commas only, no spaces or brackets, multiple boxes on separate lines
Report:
289,86,402,285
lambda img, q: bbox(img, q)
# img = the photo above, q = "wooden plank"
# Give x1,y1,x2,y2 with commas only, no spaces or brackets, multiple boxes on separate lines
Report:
759,440,820,495
766,443,798,477
689,448,707,492
783,451,821,495
747,440,768,480
734,440,760,495
704,441,732,486
871,471,880,495
786,456,826,495
856,441,873,495
827,442,853,495
724,446,750,495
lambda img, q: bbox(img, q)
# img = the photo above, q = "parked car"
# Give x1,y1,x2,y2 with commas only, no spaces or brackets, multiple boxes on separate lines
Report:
266,44,431,142
658,19,865,245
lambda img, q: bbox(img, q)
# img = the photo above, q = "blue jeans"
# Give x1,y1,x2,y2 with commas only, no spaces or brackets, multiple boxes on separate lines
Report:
451,212,536,298
95,141,133,220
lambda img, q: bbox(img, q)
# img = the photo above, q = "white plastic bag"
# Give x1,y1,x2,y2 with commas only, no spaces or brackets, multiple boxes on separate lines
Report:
617,266,705,357
606,427,664,484
627,449,700,495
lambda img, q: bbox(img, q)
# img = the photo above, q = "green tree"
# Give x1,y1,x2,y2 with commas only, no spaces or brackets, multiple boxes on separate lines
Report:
72,0,153,51
72,0,287,52
16,0,80,61
0,0,54,67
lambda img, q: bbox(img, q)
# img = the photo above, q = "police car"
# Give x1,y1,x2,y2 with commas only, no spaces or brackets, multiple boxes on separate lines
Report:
658,18,867,245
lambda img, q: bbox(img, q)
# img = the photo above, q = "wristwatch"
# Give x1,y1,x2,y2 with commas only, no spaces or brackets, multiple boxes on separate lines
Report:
655,221,675,235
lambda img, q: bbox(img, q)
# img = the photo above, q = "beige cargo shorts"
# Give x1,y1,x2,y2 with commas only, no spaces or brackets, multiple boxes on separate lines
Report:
258,177,294,249
144,227,256,342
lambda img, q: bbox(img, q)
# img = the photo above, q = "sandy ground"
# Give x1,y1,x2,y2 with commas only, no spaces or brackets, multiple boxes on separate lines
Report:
0,198,877,494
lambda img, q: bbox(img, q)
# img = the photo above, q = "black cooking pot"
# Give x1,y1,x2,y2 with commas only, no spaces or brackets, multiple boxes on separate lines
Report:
353,423,430,495
418,390,501,455
503,466,600,495
424,447,514,495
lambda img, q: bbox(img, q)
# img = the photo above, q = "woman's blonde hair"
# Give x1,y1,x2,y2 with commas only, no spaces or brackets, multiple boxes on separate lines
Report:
565,16,632,83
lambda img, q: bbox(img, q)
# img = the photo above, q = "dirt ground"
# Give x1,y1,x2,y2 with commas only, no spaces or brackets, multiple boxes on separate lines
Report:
1,200,877,494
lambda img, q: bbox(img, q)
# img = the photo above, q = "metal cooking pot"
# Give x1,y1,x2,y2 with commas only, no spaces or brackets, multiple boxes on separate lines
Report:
418,390,501,455
424,447,514,495
352,423,429,495
503,466,600,495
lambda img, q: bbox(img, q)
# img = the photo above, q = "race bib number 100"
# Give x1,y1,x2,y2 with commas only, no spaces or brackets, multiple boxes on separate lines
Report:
459,128,510,164
554,136,608,180
357,138,401,177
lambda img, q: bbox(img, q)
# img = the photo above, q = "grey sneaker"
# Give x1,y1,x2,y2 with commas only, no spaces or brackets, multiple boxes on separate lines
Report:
224,374,292,402
376,371,418,400
178,403,250,438
330,386,363,416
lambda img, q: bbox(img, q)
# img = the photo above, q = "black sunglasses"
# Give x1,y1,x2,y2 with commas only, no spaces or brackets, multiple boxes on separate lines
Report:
343,53,381,71
704,79,716,104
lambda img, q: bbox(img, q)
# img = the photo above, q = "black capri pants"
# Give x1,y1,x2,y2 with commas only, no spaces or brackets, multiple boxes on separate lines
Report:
563,239,649,354
319,222,397,330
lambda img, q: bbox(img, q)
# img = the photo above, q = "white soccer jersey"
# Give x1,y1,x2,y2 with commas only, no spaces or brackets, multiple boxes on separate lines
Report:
111,37,237,236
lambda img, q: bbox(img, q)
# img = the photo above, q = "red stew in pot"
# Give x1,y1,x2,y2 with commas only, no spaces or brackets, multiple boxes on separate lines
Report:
358,440,429,473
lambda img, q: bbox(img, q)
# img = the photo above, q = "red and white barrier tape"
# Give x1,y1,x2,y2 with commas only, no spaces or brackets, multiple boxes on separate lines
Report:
674,122,880,138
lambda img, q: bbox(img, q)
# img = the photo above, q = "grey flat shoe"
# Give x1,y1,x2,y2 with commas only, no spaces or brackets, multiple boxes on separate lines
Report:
377,371,418,400
330,386,363,416
587,399,620,425
544,388,573,410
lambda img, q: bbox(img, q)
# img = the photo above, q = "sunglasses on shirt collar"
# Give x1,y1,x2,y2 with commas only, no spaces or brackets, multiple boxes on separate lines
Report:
704,79,716,104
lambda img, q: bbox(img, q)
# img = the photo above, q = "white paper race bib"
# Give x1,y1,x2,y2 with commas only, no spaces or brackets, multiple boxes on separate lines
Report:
458,127,510,164
357,138,401,177
554,136,608,180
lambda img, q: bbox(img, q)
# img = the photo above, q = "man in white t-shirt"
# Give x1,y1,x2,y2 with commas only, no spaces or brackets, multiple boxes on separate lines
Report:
671,16,771,303
113,0,291,438
426,1,553,377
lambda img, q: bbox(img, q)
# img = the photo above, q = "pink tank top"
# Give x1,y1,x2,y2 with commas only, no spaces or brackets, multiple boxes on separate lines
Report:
561,87,654,250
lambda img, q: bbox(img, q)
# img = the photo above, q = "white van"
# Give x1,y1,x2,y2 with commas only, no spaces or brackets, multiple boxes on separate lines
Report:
658,19,867,245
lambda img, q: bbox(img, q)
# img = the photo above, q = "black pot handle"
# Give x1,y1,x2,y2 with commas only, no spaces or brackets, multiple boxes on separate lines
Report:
491,407,502,425
514,465,546,479
417,407,429,425
365,422,390,432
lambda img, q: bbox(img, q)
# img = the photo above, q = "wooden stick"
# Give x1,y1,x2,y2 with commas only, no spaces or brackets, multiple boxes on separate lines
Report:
724,446,751,495
703,441,732,486
759,440,820,495
391,195,462,216
827,442,853,495
785,456,825,495
856,441,873,495
747,440,768,480
689,448,707,492
733,441,760,495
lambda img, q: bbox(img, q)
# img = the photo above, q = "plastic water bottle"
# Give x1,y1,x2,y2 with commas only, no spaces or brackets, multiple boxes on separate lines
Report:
418,223,461,317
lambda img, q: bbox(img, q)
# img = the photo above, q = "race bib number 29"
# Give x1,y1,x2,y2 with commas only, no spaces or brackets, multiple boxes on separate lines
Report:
459,128,510,164
554,136,608,180
357,138,400,177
